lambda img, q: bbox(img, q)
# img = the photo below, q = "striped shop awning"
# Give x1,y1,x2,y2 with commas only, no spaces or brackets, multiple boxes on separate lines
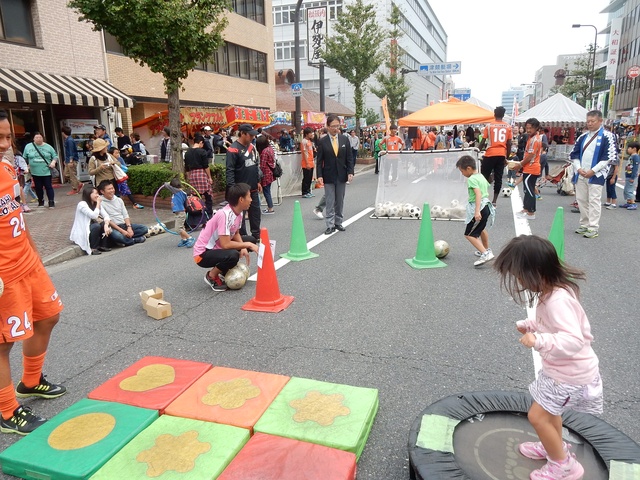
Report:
0,68,134,108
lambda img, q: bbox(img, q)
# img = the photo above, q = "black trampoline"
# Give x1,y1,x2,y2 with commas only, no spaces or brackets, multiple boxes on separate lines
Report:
408,391,640,480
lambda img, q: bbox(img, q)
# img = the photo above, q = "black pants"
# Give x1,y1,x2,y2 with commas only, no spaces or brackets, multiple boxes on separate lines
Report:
33,175,54,204
480,155,506,195
302,168,314,195
636,177,640,202
196,235,256,274
240,190,261,239
522,173,538,213
89,223,103,250
203,192,213,218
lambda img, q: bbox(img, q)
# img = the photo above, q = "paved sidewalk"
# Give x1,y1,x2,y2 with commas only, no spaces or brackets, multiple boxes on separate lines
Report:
28,163,375,266
24,184,174,266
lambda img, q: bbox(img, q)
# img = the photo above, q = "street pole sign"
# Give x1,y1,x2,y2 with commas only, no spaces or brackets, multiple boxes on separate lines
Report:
418,62,462,75
291,82,303,97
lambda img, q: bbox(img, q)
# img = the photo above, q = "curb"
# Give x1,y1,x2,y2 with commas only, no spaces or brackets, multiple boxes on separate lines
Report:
43,218,177,267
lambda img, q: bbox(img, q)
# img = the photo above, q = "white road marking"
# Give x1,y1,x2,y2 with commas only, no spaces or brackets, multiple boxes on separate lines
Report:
248,206,375,281
510,185,543,375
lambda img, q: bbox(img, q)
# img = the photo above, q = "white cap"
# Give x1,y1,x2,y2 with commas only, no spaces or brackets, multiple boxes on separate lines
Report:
203,126,212,131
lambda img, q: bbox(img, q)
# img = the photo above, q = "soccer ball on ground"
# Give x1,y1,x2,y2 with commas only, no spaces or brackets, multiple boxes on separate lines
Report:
430,205,443,218
388,204,401,217
502,187,513,197
409,206,422,219
225,266,247,290
234,262,250,281
434,240,450,259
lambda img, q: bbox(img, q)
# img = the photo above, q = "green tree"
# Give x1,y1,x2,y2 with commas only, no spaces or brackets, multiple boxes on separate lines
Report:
322,0,384,134
370,4,409,122
68,0,229,172
363,107,380,126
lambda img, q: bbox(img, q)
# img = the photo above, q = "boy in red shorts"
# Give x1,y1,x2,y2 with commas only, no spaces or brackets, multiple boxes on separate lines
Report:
0,110,66,435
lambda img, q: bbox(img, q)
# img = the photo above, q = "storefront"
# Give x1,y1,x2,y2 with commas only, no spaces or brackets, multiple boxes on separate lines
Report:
0,67,133,177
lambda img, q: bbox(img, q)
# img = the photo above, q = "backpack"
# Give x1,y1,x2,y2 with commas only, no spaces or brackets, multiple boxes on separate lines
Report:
185,195,205,213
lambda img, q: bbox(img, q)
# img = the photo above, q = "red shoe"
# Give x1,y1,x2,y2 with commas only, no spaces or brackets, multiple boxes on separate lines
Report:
66,189,77,196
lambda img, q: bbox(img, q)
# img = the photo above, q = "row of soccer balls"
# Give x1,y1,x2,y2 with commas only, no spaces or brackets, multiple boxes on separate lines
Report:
375,202,422,218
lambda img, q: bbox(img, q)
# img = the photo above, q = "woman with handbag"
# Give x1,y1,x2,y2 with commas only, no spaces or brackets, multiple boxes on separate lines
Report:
257,135,276,214
109,147,144,209
22,133,59,208
88,138,117,191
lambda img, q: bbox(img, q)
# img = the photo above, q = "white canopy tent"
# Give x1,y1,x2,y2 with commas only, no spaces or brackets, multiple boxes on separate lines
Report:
515,93,589,127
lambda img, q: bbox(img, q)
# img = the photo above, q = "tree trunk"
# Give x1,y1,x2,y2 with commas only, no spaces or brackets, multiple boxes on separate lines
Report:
168,88,183,173
354,84,363,136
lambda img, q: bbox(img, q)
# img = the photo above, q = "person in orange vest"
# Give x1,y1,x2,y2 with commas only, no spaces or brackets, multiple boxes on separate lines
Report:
382,125,405,185
479,106,513,206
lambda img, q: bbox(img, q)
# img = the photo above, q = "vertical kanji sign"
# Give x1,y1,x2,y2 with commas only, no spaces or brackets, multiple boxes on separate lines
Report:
307,7,327,65
606,18,622,80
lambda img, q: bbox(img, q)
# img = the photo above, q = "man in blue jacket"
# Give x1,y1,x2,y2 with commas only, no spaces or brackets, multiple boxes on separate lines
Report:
570,110,618,238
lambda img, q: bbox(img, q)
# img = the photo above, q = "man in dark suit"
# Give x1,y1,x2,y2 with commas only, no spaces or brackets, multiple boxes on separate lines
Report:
316,115,354,234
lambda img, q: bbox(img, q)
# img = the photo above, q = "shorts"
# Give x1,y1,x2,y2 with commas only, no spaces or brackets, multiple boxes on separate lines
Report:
529,370,603,416
174,211,186,231
0,263,63,343
464,205,490,238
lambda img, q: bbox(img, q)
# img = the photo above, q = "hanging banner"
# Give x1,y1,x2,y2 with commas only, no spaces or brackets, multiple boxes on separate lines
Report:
307,7,328,65
304,111,326,127
606,18,622,80
224,106,271,127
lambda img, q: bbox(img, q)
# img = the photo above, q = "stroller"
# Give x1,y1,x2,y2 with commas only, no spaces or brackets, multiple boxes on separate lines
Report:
546,161,575,196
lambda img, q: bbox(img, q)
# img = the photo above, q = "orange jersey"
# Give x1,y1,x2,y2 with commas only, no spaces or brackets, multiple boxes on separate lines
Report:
0,163,40,285
383,135,404,152
301,138,314,169
482,121,512,157
523,133,542,175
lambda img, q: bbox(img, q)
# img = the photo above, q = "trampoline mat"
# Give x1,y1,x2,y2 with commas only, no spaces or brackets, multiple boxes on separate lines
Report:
452,412,608,479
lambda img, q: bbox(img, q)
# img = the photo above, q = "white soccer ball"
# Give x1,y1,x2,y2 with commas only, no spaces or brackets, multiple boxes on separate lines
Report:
430,205,442,218
148,225,157,236
157,223,167,234
376,203,389,217
225,266,247,290
502,187,513,197
409,206,421,218
388,204,401,217
441,208,451,219
235,262,250,280
450,199,459,208
402,203,413,217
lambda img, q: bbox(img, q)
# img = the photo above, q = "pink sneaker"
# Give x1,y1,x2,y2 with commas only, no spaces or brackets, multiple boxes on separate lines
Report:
530,453,584,480
519,441,571,460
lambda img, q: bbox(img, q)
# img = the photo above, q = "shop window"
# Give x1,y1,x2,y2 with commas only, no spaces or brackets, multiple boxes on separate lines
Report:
104,31,124,54
234,0,265,25
238,46,250,79
228,44,239,77
0,0,35,45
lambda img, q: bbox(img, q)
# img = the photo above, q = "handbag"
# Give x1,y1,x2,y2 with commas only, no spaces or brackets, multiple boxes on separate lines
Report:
111,157,129,183
31,142,59,178
270,159,283,178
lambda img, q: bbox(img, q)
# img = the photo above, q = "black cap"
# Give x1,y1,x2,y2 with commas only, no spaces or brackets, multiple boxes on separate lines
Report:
238,123,258,136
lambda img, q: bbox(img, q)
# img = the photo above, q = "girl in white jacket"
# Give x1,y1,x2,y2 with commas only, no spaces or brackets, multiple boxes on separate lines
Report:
69,185,112,255
494,235,602,480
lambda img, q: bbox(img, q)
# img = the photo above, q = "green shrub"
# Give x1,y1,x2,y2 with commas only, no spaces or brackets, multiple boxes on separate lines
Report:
127,162,227,198
127,163,175,198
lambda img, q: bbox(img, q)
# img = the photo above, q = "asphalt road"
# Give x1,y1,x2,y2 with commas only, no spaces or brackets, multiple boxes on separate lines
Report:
0,168,638,479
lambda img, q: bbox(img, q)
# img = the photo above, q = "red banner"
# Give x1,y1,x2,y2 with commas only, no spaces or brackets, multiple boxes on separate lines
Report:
225,106,271,127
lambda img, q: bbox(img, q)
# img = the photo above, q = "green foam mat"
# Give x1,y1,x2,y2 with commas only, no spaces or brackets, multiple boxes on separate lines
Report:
253,377,378,460
91,415,250,479
0,399,158,480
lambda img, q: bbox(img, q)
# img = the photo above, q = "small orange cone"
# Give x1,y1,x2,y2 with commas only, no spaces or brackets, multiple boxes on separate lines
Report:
242,228,294,313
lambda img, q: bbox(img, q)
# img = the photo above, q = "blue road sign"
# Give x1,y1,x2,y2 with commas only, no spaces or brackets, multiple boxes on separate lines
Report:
291,83,303,97
418,62,462,75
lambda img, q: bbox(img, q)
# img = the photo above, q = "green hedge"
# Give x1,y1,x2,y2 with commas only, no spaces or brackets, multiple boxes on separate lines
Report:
126,162,226,198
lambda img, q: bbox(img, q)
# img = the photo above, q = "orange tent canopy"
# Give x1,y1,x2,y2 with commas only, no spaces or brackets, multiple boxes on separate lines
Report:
398,97,495,127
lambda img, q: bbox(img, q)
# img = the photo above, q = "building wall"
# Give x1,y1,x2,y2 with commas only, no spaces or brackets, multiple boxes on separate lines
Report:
612,0,640,115
107,11,276,120
0,0,107,80
272,0,447,118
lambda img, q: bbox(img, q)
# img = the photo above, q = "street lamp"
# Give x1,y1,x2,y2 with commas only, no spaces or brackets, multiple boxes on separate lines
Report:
572,24,598,107
399,68,417,118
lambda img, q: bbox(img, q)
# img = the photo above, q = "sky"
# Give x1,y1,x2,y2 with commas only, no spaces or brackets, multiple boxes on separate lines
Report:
428,0,610,108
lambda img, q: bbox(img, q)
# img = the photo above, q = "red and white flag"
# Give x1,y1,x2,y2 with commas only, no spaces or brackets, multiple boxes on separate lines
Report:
511,101,519,126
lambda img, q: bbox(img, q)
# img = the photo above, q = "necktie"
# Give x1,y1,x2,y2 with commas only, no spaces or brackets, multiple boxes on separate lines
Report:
332,136,338,156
